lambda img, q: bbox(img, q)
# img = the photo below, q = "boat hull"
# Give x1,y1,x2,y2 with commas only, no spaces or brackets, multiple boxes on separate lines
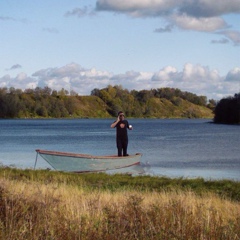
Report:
36,149,142,173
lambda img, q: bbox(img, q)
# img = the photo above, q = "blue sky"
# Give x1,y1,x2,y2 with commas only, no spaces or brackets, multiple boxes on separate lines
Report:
1,0,240,100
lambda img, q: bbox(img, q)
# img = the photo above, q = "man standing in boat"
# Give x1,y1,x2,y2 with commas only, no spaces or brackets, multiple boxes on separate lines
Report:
111,111,133,157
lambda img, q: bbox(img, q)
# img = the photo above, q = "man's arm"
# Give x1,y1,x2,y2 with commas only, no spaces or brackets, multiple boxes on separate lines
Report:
110,117,120,128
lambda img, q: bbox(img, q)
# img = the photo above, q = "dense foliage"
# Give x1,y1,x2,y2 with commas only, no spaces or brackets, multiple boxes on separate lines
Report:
91,85,214,118
91,85,215,118
214,93,240,124
0,85,214,119
0,87,110,118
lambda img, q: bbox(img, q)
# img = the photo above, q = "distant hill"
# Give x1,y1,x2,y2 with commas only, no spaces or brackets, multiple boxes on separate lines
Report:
91,85,214,118
0,86,214,119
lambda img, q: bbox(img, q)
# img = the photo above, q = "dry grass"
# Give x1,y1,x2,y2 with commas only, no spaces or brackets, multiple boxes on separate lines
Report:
0,178,239,240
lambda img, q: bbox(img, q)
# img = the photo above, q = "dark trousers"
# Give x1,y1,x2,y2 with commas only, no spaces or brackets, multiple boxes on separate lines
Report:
117,137,128,156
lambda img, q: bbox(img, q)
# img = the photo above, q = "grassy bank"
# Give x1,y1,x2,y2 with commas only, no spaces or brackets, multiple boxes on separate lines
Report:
0,168,239,239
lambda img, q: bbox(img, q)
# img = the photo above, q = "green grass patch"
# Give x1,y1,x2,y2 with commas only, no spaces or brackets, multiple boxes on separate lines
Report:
1,167,239,201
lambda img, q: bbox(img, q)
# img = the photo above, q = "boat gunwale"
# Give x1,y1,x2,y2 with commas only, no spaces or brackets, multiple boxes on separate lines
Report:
36,149,142,160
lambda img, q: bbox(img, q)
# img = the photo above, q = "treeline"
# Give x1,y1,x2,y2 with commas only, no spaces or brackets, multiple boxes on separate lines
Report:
0,87,110,118
0,85,214,119
214,93,240,124
91,85,214,118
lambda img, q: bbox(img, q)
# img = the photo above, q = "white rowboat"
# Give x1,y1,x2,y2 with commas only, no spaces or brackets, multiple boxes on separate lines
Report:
35,149,142,173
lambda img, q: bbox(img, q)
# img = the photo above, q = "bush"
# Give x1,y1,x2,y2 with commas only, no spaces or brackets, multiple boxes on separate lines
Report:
214,93,240,124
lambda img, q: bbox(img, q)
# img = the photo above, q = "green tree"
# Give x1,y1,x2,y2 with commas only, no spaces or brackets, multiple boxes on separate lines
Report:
214,94,240,124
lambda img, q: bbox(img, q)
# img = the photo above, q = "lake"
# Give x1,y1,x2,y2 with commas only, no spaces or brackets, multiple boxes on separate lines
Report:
0,119,239,181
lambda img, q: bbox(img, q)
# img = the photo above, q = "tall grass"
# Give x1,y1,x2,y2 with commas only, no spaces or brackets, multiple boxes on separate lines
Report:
1,168,240,201
0,168,239,239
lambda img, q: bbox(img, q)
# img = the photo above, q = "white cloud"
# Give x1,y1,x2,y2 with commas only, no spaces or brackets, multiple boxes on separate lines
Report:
0,75,11,88
16,72,28,81
96,0,179,17
225,67,240,81
33,63,112,95
96,0,239,34
110,70,154,90
182,64,220,82
217,30,240,46
0,15,28,23
109,63,237,100
171,14,228,32
0,73,37,90
65,6,96,18
150,64,226,98
211,38,229,44
0,63,239,100
154,24,174,33
152,66,177,81
179,0,240,17
96,0,240,17
8,64,22,71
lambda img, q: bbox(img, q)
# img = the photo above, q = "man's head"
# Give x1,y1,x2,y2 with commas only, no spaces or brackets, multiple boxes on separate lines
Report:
118,111,124,119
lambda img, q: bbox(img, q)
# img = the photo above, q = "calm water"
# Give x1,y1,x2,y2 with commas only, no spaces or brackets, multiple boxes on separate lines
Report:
0,119,239,180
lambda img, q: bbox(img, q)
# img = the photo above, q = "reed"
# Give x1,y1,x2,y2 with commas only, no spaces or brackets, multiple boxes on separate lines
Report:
0,169,239,239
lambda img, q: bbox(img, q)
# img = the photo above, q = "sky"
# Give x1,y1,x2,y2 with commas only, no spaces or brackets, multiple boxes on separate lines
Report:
1,0,240,100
